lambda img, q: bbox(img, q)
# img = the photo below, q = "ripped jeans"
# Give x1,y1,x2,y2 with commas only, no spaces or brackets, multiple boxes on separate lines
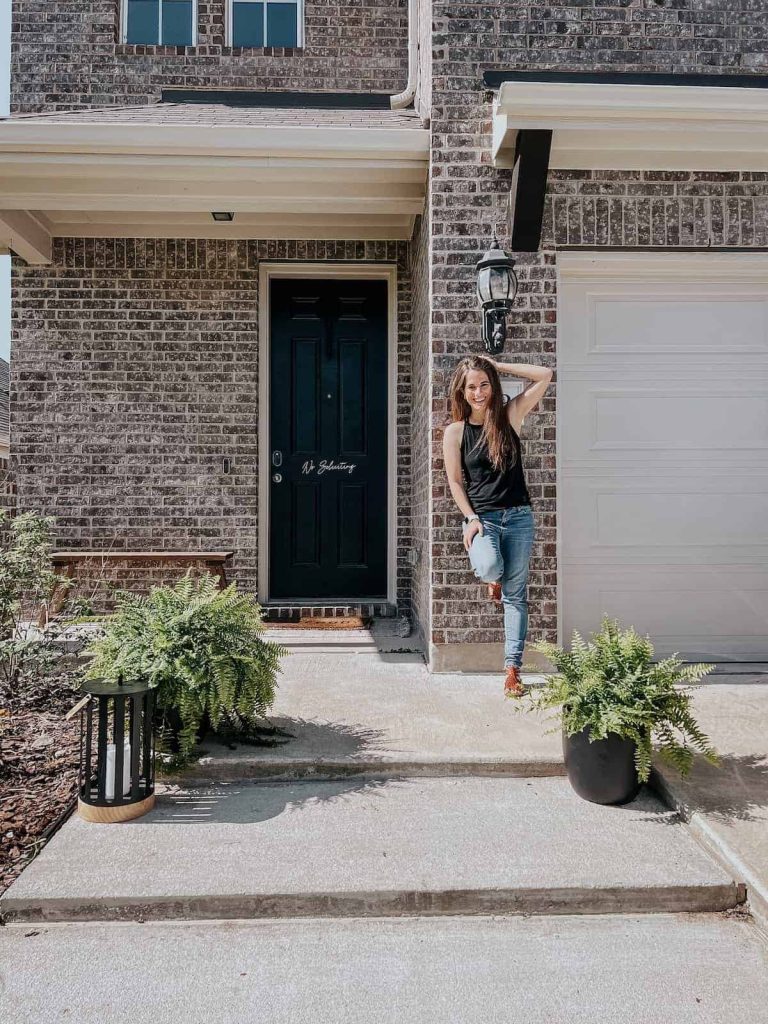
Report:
462,505,535,669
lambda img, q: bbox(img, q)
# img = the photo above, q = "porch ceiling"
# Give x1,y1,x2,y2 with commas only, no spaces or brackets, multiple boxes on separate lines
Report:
492,79,768,171
0,102,430,262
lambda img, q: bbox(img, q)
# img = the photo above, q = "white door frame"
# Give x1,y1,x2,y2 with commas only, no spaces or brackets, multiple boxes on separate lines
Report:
555,249,768,649
257,262,398,606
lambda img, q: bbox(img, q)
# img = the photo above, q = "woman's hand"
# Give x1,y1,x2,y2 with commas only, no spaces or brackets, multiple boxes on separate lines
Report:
463,518,483,552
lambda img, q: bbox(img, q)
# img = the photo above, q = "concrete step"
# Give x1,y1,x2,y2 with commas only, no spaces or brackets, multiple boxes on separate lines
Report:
3,913,768,1024
176,748,566,784
0,776,743,924
165,651,560,784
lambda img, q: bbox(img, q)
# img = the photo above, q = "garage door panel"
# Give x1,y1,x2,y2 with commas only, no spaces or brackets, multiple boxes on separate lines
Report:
565,568,768,661
558,254,768,660
589,292,768,356
598,492,768,548
561,389,768,461
595,392,768,450
562,484,768,557
560,278,768,363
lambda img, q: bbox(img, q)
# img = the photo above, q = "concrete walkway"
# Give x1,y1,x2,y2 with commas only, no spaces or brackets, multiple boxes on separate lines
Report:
177,647,768,934
1,645,767,1021
4,914,768,1024
648,674,768,931
0,776,742,922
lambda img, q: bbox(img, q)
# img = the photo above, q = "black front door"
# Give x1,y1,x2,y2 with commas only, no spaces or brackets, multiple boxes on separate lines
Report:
269,277,388,600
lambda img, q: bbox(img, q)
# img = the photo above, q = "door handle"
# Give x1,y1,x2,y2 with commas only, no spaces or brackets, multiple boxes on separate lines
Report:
272,450,283,467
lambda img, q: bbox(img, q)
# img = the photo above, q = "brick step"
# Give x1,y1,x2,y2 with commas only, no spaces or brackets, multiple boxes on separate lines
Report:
0,776,743,924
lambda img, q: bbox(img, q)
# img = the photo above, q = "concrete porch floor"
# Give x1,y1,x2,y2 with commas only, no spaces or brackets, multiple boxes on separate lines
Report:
178,642,768,934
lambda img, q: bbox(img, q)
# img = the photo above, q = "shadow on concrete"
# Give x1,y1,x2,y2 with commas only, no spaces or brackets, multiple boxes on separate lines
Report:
131,776,408,826
656,752,768,824
194,715,392,763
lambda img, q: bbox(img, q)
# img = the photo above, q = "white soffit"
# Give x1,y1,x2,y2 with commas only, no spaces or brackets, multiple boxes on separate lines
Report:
493,80,768,171
0,119,429,254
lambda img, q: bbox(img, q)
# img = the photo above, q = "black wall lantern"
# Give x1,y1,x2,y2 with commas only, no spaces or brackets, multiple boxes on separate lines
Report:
475,237,518,355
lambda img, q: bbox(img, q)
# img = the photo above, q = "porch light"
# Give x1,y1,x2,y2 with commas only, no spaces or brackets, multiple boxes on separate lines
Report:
475,237,518,355
211,211,235,222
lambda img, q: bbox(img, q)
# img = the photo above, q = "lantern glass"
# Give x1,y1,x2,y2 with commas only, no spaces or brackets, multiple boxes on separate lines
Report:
490,265,511,302
476,265,493,305
475,240,518,309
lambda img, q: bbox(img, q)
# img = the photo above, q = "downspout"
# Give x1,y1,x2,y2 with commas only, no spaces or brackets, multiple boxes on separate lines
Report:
390,0,419,109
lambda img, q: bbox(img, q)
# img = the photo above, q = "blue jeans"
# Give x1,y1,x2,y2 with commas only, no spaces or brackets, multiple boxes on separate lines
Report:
463,506,535,669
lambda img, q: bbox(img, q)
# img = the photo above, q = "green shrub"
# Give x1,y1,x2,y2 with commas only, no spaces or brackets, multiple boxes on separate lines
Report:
523,616,720,783
0,510,65,698
84,573,287,761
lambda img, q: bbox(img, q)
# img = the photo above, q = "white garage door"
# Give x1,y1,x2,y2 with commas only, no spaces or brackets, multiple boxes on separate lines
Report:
558,253,768,662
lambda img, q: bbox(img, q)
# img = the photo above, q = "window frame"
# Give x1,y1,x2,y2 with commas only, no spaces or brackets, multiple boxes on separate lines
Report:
121,0,199,46
226,0,304,49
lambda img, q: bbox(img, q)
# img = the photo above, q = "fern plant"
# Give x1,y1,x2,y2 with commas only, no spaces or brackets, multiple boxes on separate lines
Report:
523,616,720,783
84,573,287,762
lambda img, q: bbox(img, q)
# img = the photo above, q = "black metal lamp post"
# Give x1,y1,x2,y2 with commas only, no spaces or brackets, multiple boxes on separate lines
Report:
475,237,518,356
77,676,156,823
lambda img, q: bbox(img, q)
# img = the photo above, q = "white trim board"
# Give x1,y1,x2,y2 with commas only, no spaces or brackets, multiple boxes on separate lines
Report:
257,263,398,607
493,80,768,170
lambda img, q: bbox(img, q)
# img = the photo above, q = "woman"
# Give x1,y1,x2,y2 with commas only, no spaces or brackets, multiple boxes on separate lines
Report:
442,355,553,695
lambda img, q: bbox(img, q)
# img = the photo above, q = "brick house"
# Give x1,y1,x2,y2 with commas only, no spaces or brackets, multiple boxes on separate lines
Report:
2,2,767,669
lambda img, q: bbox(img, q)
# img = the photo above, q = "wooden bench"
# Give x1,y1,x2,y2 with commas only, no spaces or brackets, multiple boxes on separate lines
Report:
43,550,235,620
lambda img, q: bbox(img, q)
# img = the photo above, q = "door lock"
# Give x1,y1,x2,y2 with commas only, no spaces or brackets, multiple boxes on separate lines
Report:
272,473,282,484
272,450,283,467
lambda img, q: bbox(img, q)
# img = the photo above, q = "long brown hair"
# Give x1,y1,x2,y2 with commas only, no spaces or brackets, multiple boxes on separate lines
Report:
448,355,517,471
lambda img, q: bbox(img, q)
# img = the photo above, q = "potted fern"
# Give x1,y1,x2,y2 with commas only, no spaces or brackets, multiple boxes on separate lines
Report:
519,616,720,805
84,573,287,764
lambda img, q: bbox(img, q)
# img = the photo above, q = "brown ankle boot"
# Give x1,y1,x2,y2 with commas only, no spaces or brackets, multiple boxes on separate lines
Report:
487,582,502,603
504,666,525,697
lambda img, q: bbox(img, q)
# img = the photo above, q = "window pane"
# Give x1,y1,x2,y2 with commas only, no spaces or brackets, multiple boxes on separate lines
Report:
127,0,159,44
233,2,264,47
162,0,193,45
266,3,297,47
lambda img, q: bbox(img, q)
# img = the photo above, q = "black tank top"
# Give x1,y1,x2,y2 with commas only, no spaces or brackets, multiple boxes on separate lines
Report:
461,417,531,514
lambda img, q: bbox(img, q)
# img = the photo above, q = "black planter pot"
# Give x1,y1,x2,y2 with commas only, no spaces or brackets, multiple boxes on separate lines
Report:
160,707,210,754
562,725,641,805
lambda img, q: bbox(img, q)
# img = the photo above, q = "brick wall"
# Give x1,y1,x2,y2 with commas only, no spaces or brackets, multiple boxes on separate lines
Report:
545,170,768,248
11,0,408,113
428,0,767,659
11,238,414,615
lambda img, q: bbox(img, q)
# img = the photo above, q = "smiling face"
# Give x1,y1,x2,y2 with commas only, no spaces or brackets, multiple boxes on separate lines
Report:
463,369,492,417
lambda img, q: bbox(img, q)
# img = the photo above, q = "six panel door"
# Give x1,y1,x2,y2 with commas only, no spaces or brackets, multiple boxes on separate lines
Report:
269,278,388,601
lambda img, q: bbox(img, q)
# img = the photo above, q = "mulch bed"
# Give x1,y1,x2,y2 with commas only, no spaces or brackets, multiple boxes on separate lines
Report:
0,674,82,898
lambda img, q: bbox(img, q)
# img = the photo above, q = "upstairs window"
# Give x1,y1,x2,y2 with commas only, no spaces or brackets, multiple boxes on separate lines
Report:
229,0,302,48
123,0,197,46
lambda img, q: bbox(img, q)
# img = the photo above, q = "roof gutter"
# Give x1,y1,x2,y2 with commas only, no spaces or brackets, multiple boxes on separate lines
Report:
390,0,418,110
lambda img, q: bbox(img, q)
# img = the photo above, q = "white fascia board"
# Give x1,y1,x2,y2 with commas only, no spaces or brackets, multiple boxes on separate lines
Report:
493,80,768,170
491,111,517,169
0,121,430,161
